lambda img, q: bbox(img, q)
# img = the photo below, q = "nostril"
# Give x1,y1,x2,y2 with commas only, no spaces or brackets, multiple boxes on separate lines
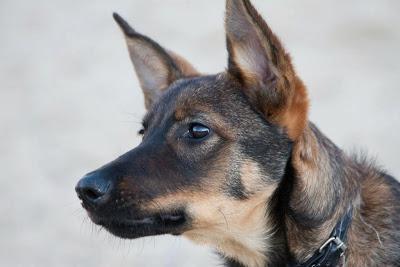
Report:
83,187,104,201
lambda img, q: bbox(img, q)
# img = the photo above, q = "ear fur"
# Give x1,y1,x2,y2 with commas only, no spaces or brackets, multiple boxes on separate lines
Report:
113,13,199,109
225,0,308,140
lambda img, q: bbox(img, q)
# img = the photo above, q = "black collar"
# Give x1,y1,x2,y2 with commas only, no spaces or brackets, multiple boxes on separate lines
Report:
288,207,353,267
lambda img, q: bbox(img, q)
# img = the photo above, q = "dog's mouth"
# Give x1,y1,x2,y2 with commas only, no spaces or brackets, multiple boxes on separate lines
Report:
88,210,188,239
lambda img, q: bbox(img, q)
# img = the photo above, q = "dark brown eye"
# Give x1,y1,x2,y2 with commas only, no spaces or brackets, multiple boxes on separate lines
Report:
138,128,145,135
188,123,210,139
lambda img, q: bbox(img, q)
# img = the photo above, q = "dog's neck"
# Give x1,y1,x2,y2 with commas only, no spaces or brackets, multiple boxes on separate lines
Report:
284,123,357,263
223,123,359,267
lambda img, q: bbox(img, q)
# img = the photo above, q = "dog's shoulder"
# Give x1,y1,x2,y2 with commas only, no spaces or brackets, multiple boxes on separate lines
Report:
347,154,400,266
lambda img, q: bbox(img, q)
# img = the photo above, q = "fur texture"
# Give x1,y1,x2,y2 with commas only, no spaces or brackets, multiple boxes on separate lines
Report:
76,2,400,267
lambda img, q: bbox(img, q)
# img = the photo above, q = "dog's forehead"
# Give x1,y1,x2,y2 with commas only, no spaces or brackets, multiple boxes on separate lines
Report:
168,74,230,107
146,74,242,123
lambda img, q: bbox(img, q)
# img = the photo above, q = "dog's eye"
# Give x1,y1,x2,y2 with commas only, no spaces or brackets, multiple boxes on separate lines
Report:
139,120,148,136
188,123,210,139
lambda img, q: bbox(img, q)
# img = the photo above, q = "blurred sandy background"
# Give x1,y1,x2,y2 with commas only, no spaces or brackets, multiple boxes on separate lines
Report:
1,0,399,266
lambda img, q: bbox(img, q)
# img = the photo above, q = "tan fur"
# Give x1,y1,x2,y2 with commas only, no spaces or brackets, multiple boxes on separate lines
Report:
168,50,199,77
143,160,277,267
184,192,274,267
291,127,332,212
226,0,309,141
287,125,344,260
240,160,271,193
147,190,275,267
278,78,309,141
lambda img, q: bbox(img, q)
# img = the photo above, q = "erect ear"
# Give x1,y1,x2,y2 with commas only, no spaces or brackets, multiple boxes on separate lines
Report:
225,0,308,140
113,13,199,109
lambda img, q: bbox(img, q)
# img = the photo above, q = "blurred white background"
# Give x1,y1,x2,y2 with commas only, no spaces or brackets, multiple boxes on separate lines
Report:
1,0,399,266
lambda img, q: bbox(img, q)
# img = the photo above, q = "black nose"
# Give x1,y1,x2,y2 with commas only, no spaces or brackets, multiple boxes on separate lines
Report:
75,172,112,209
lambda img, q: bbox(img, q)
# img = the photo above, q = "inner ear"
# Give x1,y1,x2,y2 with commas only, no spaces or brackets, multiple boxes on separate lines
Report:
226,1,280,87
113,13,199,109
225,0,308,140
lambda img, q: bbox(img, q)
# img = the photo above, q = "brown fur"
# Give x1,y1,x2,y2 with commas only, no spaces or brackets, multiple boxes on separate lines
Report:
226,0,309,141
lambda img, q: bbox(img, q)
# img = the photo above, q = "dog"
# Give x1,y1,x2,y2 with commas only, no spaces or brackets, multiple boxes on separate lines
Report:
75,1,400,266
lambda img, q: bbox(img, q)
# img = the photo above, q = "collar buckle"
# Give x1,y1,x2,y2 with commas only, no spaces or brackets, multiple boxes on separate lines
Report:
318,236,347,256
288,207,353,267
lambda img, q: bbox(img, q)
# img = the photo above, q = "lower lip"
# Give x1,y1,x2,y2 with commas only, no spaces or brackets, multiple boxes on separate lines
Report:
89,213,187,238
